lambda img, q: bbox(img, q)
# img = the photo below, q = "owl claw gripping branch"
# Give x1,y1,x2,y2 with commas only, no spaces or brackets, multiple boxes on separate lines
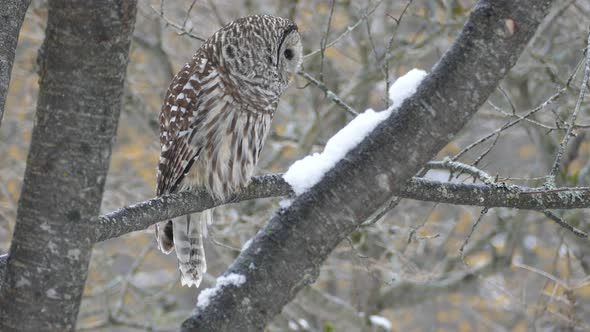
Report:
155,15,302,287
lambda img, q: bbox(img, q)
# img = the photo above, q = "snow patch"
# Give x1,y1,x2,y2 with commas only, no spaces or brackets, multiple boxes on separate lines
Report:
297,319,310,329
388,68,428,110
241,238,253,252
369,315,392,330
279,199,292,209
284,69,427,195
288,320,299,330
196,273,246,309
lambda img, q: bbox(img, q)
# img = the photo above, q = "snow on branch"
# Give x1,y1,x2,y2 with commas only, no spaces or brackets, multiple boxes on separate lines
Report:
285,69,427,195
196,273,246,309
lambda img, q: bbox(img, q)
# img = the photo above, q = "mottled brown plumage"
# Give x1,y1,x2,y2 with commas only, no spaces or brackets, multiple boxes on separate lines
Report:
155,15,302,287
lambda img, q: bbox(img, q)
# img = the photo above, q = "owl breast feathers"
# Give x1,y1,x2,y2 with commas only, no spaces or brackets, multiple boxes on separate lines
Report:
155,15,303,287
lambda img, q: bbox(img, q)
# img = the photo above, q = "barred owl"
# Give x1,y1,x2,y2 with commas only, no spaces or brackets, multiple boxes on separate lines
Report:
155,15,302,287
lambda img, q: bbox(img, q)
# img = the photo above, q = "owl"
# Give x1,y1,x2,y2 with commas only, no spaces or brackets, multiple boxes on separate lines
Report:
155,15,302,287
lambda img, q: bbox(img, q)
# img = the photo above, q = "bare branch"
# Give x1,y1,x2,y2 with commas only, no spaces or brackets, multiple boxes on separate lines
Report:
546,31,590,187
297,70,359,116
543,210,587,238
304,0,385,59
151,2,206,42
459,207,489,261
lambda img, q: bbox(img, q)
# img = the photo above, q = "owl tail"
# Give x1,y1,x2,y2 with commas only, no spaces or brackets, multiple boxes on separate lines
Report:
173,210,212,288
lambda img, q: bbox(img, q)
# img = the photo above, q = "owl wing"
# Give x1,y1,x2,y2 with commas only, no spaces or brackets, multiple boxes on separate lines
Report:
156,53,220,196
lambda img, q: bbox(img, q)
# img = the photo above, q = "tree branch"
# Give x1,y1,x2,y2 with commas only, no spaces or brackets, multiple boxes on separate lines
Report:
179,1,555,330
94,174,291,242
0,0,31,127
96,175,590,244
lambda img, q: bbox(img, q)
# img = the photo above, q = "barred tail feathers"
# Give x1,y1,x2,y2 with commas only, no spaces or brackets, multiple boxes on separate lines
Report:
173,213,209,287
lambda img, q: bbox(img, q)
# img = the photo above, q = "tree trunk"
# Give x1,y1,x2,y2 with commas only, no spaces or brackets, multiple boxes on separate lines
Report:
0,1,136,330
0,0,31,126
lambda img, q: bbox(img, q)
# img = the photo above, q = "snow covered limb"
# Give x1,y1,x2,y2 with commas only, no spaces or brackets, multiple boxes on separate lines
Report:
181,0,556,331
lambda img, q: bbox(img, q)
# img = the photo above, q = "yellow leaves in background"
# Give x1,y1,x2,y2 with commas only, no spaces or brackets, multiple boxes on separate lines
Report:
436,309,461,323
6,179,19,202
437,142,460,158
464,251,490,268
112,126,158,185
518,144,536,159
454,211,472,234
7,145,24,161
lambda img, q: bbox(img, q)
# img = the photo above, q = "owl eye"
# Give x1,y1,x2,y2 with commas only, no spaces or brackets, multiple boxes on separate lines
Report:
284,48,294,60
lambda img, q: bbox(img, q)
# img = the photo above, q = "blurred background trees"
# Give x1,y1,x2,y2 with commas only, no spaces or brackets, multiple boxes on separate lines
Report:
1,0,589,331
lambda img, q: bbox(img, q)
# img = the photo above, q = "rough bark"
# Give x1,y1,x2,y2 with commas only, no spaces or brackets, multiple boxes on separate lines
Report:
0,1,137,331
0,0,31,127
181,0,554,331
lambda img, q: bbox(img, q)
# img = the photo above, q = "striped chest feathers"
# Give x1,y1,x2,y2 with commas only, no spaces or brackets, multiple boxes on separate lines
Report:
180,103,273,200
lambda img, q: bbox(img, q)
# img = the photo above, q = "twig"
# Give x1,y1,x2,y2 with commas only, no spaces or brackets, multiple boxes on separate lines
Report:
472,132,501,167
497,84,517,115
383,0,415,108
543,210,588,238
151,2,206,42
304,0,385,59
112,243,153,317
459,207,489,263
360,196,402,227
453,87,567,161
319,0,336,82
297,70,359,116
206,0,225,26
546,31,590,188
453,55,584,161
182,0,199,29
425,159,495,184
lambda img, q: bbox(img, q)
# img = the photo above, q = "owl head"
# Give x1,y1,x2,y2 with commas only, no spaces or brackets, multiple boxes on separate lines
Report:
214,15,303,99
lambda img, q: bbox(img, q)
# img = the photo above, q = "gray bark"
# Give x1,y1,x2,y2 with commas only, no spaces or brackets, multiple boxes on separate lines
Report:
0,1,137,331
0,0,31,127
181,0,554,331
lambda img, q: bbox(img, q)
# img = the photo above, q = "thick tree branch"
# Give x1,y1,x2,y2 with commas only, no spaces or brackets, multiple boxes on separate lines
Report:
0,0,31,126
179,1,555,331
